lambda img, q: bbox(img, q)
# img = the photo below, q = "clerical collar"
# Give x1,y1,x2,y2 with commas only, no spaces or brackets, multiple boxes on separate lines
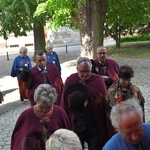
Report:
98,60,106,65
37,66,46,72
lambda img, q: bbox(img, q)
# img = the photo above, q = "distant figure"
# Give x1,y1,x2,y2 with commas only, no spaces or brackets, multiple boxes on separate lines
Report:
61,57,108,150
103,99,150,150
45,41,61,74
46,129,82,150
10,47,32,102
11,84,70,150
94,46,119,88
24,50,63,106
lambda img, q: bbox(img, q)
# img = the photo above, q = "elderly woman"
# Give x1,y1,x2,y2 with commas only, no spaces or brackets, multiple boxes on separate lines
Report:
46,129,82,150
45,42,61,74
105,65,145,138
11,84,71,150
10,46,32,101
106,65,145,111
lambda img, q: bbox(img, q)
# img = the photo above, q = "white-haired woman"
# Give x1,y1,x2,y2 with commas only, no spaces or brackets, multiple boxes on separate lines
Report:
46,129,82,150
45,41,61,74
10,46,32,101
11,84,71,150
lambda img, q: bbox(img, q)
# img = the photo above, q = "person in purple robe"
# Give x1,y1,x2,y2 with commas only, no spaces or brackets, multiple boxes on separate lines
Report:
94,46,119,88
61,57,109,150
24,51,63,106
11,84,71,150
10,47,32,101
45,42,61,74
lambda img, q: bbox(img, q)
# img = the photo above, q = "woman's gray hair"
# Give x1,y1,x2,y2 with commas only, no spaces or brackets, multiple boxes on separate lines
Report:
34,84,57,106
19,47,28,53
45,44,53,50
77,57,92,68
46,129,82,150
110,99,143,130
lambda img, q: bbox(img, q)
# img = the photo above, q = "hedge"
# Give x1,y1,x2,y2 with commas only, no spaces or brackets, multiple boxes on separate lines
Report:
120,34,150,43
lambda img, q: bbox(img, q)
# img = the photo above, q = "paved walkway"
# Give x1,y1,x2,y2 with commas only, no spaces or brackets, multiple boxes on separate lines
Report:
0,45,150,149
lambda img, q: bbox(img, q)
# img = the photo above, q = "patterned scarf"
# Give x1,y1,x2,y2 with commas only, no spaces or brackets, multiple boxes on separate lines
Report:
106,81,143,107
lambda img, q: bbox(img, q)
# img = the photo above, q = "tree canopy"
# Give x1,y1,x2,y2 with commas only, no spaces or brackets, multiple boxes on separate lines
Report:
34,0,108,58
0,0,46,51
0,0,149,57
105,0,150,48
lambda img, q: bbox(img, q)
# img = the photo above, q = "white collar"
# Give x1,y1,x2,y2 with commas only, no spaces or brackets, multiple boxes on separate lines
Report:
37,66,46,71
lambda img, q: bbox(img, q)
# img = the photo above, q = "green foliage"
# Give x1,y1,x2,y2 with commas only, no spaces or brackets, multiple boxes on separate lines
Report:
0,0,46,39
105,0,150,38
120,34,150,43
34,0,79,30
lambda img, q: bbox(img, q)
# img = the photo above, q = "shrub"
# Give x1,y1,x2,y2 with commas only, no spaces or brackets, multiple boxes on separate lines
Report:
121,34,150,43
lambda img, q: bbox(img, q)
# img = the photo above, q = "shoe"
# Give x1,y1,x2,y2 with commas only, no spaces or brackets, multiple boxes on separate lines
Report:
20,99,24,102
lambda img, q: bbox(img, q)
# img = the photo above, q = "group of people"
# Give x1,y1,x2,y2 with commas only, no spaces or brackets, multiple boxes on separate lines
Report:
10,44,150,150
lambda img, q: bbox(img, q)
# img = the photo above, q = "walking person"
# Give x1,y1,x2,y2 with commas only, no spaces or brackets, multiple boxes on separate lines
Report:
45,42,61,74
10,46,32,102
11,84,71,150
61,57,108,150
105,65,145,139
23,50,63,106
94,46,119,88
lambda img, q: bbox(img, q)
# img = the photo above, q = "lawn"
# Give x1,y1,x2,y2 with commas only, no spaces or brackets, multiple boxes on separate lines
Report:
107,41,150,59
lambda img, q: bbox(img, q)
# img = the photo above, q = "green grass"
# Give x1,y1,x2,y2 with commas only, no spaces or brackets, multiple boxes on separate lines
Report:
107,41,150,59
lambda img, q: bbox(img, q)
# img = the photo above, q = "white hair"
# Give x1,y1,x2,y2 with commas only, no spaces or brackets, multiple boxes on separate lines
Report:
19,47,28,53
34,84,57,106
46,129,82,150
110,99,143,130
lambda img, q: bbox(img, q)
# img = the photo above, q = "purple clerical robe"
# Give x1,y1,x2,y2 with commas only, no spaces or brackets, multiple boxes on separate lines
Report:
95,58,119,88
61,73,108,148
11,105,71,150
26,64,63,106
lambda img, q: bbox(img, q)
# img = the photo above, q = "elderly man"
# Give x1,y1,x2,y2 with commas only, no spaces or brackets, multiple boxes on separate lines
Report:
103,99,150,149
94,46,119,88
24,51,63,106
61,57,108,150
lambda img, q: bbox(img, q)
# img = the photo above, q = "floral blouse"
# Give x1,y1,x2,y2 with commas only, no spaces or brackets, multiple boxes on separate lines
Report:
106,81,145,111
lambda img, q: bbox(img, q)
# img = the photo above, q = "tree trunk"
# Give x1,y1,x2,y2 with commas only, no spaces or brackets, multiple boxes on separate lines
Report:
72,0,108,59
33,22,46,53
115,25,121,48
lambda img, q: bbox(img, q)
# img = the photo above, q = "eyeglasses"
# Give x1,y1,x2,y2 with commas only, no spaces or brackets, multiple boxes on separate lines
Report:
78,69,91,75
97,52,106,55
37,104,52,113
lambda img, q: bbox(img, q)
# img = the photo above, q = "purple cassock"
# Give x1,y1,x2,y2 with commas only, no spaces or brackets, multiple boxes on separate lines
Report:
26,64,63,106
94,58,119,88
11,105,71,150
61,73,109,149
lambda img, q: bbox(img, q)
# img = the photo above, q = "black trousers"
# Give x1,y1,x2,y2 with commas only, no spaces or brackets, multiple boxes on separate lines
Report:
77,131,101,150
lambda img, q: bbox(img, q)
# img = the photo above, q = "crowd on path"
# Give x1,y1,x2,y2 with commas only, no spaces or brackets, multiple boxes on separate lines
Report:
0,44,150,150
